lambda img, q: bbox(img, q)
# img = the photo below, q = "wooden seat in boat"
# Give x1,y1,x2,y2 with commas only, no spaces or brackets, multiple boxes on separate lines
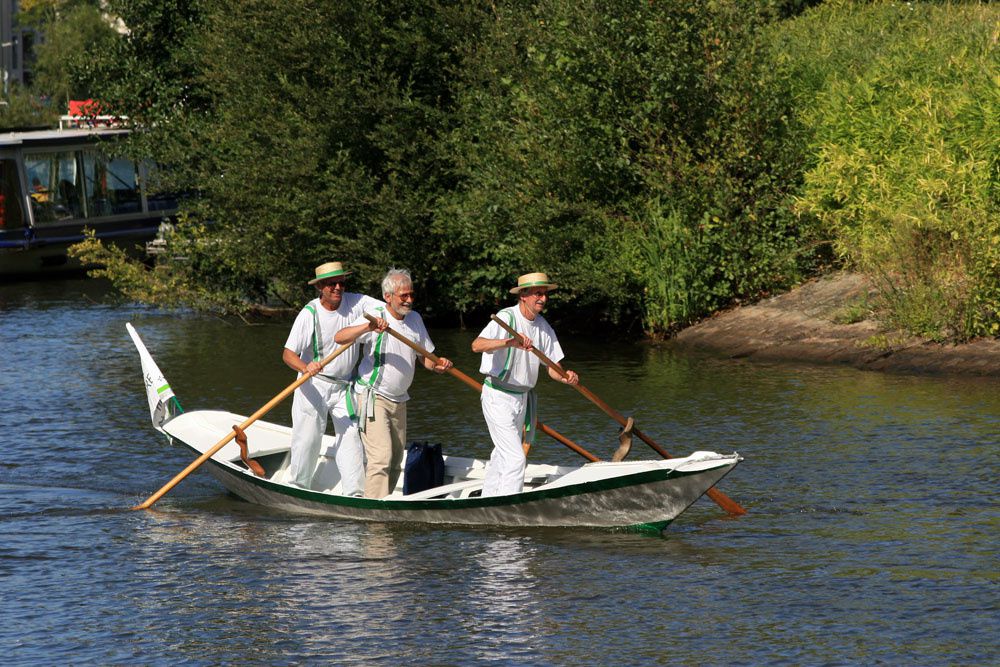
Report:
397,479,484,500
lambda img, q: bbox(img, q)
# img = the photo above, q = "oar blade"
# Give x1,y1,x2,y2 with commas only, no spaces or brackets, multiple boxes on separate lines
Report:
707,487,748,516
611,416,634,462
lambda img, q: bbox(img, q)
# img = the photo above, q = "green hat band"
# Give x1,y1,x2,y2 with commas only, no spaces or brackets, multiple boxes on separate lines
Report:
315,269,348,280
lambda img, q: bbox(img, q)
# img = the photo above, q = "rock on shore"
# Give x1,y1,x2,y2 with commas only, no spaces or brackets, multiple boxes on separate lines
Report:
672,272,1000,376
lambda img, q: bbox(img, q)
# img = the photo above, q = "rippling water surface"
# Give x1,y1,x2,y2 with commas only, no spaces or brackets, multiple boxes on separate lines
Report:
1,279,996,665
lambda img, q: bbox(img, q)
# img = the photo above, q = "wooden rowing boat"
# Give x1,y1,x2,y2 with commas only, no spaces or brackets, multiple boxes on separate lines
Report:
129,324,742,532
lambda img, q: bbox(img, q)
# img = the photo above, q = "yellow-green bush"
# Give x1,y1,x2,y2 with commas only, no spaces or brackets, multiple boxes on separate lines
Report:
775,1,1000,340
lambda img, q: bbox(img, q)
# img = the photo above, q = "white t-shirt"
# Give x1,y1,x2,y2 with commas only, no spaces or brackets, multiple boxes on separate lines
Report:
353,305,435,402
284,293,384,381
478,305,564,390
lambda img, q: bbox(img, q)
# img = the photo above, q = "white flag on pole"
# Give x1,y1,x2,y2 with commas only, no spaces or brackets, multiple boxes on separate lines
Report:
126,322,176,432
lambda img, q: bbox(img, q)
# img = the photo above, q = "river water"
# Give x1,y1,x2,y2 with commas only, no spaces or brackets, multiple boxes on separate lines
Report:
1,279,996,665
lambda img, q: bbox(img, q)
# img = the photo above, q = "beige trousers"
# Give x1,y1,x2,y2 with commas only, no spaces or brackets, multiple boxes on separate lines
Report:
359,393,407,499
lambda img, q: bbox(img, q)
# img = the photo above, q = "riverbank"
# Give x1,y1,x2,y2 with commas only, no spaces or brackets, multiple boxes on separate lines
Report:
672,272,1000,376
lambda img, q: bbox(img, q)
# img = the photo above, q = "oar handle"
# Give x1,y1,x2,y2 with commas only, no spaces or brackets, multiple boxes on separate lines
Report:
132,342,355,510
490,314,567,375
491,314,630,427
489,314,747,516
364,314,482,392
441,366,573,459
366,314,601,462
450,367,490,394
363,312,445,365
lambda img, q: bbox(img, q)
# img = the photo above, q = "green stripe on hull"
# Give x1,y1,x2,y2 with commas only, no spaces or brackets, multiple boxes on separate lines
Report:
618,520,672,534
208,457,709,510
167,425,737,530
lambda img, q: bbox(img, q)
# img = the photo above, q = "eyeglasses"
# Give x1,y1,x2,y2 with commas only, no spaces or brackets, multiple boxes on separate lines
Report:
397,291,415,300
319,279,346,288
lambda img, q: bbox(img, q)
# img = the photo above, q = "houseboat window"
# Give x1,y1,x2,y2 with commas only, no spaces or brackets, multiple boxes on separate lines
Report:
25,152,83,222
83,151,141,217
141,160,180,212
0,159,25,230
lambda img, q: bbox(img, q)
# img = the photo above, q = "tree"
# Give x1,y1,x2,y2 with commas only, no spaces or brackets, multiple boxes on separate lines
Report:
73,0,814,336
1,0,113,127
439,0,813,332
776,2,1000,340
75,0,486,313
29,3,118,107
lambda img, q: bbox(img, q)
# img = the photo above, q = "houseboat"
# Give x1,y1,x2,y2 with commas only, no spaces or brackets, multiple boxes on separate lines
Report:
0,125,178,277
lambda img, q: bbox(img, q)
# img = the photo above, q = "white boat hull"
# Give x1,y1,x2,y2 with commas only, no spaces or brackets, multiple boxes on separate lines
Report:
162,409,741,532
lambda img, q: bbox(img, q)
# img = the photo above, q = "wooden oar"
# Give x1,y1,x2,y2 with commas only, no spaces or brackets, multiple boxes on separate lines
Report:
132,342,355,510
363,314,600,462
489,314,747,516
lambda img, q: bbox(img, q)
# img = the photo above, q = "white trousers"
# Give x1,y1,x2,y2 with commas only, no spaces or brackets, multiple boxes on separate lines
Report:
481,383,531,497
288,376,364,495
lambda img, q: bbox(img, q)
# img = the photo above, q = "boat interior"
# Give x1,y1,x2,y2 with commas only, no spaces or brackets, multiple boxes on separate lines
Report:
238,448,576,500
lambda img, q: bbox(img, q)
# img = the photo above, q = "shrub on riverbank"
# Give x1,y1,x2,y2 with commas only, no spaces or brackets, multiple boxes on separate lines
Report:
774,1,1000,340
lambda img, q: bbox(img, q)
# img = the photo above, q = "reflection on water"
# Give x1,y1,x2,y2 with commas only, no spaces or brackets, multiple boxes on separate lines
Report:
0,279,997,665
465,537,542,662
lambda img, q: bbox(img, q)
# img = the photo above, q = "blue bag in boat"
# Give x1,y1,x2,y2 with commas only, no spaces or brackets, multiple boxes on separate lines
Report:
403,441,444,495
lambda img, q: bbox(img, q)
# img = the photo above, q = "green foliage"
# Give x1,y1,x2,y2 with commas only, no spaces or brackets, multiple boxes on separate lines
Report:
832,295,870,326
68,223,244,312
71,0,818,332
441,0,813,332
0,85,58,130
78,0,484,313
30,3,118,107
83,0,997,344
775,1,1000,340
1,3,101,129
71,0,205,124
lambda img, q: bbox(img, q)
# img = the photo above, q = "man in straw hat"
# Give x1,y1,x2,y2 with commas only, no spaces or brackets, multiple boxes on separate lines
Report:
471,272,579,497
282,261,383,493
335,268,453,499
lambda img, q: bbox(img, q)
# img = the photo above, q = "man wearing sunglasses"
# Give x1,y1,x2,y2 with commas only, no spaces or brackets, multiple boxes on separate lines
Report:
282,261,383,493
336,268,453,499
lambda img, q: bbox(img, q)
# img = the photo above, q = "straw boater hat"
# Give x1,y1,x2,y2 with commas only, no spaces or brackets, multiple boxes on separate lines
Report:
509,272,558,294
307,261,352,285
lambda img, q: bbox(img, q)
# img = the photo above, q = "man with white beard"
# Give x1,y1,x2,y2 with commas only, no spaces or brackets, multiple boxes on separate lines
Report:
335,268,453,498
